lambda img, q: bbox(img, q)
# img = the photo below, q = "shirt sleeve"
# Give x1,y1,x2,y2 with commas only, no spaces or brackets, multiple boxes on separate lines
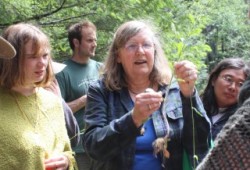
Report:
62,100,80,147
55,72,67,99
82,80,141,161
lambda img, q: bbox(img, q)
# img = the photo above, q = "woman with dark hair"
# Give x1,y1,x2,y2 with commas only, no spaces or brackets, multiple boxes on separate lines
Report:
201,58,250,140
197,73,250,170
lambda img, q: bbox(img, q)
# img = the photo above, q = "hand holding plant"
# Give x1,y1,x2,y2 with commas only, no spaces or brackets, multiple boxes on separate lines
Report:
174,60,198,97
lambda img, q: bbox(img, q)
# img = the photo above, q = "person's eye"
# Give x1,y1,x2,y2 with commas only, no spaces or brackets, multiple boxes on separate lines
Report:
238,82,244,87
143,43,152,49
87,39,96,43
225,76,232,82
42,53,49,59
25,54,35,59
127,44,137,50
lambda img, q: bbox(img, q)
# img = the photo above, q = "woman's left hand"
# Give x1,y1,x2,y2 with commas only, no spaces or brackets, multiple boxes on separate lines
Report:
44,154,69,170
174,60,198,97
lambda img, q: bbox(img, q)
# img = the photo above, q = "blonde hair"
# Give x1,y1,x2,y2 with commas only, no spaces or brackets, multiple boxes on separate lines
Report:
103,20,172,91
0,23,54,89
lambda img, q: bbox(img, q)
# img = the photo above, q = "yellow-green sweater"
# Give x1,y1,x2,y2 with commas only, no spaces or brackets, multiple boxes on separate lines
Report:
0,87,76,170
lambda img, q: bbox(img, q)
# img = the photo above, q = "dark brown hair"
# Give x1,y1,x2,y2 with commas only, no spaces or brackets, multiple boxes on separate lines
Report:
68,20,96,51
201,58,250,115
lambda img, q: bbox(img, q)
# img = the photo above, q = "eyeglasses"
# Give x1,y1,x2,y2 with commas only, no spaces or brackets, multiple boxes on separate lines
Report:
220,75,244,89
124,42,154,52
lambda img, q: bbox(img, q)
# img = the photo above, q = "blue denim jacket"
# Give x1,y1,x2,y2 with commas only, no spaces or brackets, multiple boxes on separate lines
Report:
83,79,210,170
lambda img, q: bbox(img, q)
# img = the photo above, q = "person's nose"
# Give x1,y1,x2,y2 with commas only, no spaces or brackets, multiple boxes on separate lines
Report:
37,57,47,67
136,45,145,53
228,81,237,91
92,41,97,48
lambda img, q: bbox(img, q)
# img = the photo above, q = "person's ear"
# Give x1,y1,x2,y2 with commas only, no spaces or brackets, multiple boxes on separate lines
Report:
212,77,216,86
117,52,121,63
73,38,80,48
117,56,121,63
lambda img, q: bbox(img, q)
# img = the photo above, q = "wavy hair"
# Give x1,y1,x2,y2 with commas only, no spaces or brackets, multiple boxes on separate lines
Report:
103,20,172,91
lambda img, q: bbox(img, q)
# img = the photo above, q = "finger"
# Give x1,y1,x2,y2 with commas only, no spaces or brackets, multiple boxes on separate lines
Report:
184,69,197,79
50,81,57,89
135,92,162,105
148,104,152,110
44,155,67,169
174,60,196,72
175,62,197,81
147,101,161,111
133,90,163,119
53,79,59,85
46,161,66,170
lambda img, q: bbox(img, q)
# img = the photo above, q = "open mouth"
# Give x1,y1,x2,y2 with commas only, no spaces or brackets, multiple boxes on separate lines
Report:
134,60,147,65
35,70,44,76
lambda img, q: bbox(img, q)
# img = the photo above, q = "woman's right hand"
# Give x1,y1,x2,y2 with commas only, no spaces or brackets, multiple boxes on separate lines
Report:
44,154,69,170
131,88,163,127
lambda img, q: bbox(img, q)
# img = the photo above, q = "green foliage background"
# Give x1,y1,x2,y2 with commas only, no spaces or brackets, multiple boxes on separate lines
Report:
0,0,249,91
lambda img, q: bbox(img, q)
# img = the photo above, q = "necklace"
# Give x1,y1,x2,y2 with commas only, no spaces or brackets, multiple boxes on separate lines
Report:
128,82,155,95
129,89,145,95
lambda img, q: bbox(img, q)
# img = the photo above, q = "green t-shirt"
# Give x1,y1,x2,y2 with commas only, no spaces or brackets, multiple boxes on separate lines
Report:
56,58,102,153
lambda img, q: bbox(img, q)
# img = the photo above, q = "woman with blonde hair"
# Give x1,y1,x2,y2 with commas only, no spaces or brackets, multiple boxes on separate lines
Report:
83,20,210,170
0,23,76,170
